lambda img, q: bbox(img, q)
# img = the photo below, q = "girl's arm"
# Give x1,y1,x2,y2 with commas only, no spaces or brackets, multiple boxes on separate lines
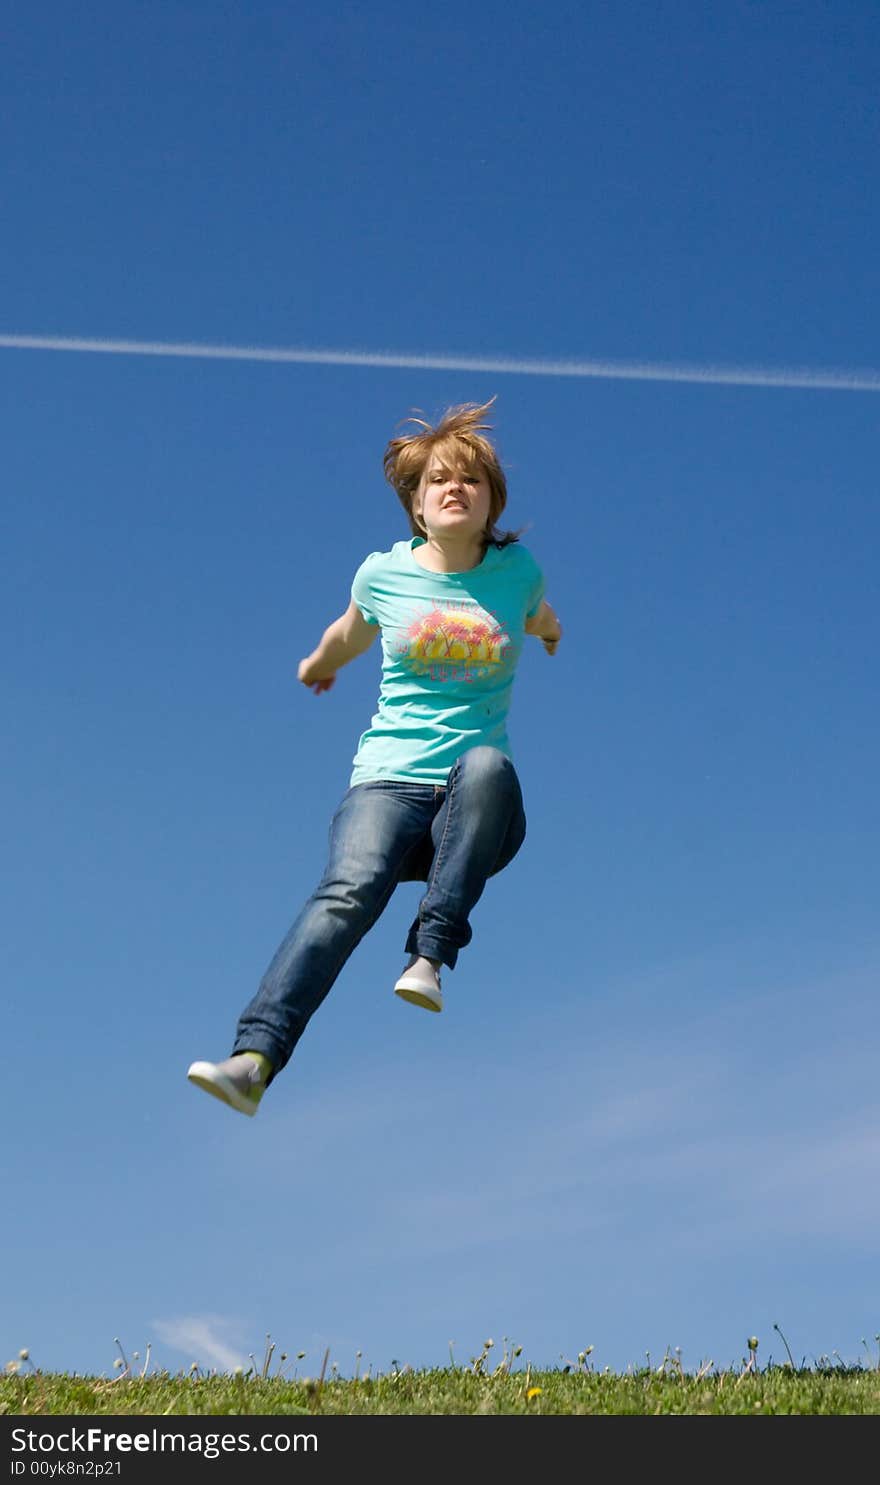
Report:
524,599,562,655
298,600,380,693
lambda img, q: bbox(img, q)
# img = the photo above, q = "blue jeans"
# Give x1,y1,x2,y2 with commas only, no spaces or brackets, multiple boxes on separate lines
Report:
231,746,526,1079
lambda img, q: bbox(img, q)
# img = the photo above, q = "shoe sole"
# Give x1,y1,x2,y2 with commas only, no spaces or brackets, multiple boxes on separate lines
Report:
187,1061,260,1116
394,981,443,1013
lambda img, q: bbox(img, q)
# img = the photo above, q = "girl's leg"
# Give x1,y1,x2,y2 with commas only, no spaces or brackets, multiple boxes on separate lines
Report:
404,746,526,970
232,782,434,1077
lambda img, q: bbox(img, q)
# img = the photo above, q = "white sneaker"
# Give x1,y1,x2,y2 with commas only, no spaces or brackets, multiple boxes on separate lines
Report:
186,1053,269,1116
394,956,443,1013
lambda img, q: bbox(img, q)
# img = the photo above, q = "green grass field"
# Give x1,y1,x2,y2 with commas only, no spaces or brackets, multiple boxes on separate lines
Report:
4,1336,880,1415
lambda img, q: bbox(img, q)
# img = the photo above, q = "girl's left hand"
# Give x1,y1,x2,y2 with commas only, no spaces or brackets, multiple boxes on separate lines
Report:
525,600,562,654
541,612,562,655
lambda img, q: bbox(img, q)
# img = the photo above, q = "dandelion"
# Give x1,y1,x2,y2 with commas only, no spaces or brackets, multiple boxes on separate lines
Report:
526,1386,542,1400
19,1350,29,1362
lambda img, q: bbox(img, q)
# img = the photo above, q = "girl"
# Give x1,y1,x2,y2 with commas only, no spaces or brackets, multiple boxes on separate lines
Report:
187,399,561,1115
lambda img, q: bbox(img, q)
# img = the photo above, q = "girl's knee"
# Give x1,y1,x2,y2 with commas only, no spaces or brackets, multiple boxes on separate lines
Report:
455,746,519,789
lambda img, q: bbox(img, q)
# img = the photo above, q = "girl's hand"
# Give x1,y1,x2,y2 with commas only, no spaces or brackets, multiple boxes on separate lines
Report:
539,611,563,656
297,657,337,694
525,599,562,655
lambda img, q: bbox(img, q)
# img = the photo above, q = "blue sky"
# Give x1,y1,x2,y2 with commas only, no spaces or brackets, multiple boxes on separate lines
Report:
3,0,879,1381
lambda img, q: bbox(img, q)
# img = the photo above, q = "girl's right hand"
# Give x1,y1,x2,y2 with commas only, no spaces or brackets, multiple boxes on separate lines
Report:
297,657,337,694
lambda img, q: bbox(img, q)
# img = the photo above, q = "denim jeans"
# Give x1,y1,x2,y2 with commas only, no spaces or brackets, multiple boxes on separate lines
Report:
231,745,526,1078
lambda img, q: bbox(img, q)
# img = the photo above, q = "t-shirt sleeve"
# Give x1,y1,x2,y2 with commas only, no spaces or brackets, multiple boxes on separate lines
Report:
523,549,546,619
350,553,382,626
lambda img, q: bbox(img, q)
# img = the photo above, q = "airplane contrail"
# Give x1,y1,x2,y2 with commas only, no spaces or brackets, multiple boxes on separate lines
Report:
1,331,879,393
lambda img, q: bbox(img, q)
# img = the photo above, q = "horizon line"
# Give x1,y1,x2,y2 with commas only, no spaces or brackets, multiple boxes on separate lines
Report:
2,332,880,393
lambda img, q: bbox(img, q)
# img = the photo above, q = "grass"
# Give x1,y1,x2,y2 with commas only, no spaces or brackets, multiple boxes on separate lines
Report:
3,1333,880,1415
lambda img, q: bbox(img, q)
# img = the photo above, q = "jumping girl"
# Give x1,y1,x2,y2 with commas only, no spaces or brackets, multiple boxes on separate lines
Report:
187,398,562,1115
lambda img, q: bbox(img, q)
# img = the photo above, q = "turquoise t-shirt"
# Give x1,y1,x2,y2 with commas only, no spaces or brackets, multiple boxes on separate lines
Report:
349,537,545,786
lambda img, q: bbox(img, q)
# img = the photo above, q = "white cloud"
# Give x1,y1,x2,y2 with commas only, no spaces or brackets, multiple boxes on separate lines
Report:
2,332,880,393
152,1315,247,1373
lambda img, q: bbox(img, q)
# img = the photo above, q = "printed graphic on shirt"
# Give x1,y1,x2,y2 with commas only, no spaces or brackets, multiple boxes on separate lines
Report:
396,599,511,684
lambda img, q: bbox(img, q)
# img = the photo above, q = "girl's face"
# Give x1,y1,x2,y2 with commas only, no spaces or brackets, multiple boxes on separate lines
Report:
414,453,493,542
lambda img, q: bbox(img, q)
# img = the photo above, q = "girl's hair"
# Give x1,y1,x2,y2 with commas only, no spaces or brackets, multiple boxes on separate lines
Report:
383,397,524,549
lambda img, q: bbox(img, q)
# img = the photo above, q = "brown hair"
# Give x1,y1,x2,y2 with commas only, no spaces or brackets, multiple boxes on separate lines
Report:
383,397,524,549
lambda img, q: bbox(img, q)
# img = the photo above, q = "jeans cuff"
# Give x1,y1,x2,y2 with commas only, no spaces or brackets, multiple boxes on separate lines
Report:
406,931,458,971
